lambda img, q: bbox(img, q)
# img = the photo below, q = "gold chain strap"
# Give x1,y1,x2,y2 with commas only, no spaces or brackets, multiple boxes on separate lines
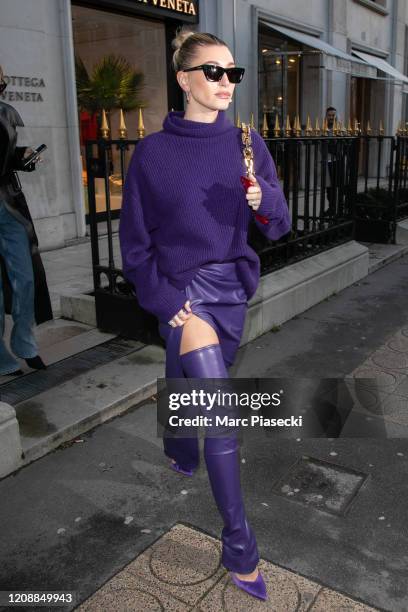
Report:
241,122,254,177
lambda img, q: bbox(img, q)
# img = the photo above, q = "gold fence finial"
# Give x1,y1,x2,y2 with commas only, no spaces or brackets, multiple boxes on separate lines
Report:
119,109,128,139
273,114,280,138
332,117,338,136
305,115,313,136
322,117,329,136
379,119,384,136
366,120,372,136
314,117,321,136
347,118,353,136
353,118,360,136
137,107,145,139
100,109,110,140
285,115,292,137
250,112,255,129
261,112,269,138
294,115,301,137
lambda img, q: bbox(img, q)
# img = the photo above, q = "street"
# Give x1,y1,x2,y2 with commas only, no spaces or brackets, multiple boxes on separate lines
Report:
1,253,408,611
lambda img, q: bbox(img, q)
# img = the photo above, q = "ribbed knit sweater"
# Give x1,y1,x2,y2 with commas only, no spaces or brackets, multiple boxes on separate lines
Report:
119,109,291,324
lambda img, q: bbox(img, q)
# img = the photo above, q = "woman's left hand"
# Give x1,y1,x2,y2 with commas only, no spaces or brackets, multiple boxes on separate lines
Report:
245,173,262,211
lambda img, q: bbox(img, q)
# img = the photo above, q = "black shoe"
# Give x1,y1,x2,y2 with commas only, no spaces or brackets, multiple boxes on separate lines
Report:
2,369,24,376
25,356,47,370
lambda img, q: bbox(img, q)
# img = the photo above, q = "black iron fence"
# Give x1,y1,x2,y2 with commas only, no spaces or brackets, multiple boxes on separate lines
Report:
85,133,408,340
251,136,358,274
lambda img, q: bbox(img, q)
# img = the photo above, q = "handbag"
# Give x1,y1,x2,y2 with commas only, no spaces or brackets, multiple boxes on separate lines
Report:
240,123,269,225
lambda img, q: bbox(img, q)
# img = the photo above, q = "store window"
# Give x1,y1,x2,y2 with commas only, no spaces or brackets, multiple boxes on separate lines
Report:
258,24,303,134
72,4,169,217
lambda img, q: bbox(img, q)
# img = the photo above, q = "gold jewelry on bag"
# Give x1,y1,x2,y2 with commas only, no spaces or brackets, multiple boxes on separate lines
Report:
241,122,254,177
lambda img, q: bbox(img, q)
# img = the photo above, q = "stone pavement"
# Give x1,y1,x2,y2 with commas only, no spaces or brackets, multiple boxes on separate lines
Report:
41,221,120,318
38,228,408,318
77,524,378,611
0,253,407,611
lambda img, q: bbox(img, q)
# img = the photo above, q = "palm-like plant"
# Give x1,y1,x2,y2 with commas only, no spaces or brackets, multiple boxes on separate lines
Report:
75,54,146,117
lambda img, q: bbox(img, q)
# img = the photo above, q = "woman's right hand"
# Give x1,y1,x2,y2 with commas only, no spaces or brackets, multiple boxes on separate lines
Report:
168,300,192,327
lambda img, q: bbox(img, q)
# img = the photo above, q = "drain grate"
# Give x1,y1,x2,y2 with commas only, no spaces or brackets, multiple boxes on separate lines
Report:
0,337,143,407
271,455,368,516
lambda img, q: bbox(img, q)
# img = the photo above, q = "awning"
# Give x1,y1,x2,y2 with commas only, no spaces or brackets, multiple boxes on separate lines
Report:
259,21,377,78
352,50,408,90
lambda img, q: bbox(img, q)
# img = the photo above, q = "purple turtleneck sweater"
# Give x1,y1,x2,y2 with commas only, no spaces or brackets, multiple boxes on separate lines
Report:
119,110,291,324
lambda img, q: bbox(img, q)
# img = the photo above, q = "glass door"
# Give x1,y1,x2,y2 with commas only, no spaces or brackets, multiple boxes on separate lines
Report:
258,24,302,133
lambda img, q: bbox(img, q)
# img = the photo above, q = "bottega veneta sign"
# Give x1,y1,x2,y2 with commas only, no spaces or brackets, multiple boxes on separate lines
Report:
0,75,45,103
83,0,199,23
135,0,197,16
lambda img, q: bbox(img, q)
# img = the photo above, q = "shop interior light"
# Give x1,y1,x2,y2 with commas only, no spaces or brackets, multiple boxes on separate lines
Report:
275,59,281,65
289,58,296,63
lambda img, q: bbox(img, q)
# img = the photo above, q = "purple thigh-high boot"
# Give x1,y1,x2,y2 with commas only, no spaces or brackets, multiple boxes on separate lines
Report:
162,322,200,472
180,342,260,574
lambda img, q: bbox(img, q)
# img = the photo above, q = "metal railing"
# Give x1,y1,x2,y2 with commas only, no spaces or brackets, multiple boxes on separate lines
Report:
85,132,408,339
250,135,358,274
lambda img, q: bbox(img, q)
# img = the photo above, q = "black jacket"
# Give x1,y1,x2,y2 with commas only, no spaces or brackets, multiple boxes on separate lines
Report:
0,101,53,324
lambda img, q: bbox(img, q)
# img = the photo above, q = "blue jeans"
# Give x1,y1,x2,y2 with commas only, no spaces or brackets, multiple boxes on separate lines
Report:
0,199,38,374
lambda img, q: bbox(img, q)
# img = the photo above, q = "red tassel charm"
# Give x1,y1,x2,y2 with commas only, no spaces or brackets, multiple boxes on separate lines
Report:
254,212,269,225
240,176,270,225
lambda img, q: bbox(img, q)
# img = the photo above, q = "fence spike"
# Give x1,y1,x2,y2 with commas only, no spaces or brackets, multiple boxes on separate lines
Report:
366,120,372,136
273,114,280,138
285,115,292,137
261,112,269,138
305,115,313,136
137,108,145,139
100,109,110,140
295,114,301,137
119,109,128,139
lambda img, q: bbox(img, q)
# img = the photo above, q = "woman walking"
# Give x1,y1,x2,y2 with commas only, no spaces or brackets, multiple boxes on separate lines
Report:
119,27,291,601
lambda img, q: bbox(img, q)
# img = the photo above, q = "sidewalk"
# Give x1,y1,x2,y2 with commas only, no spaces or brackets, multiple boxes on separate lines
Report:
2,230,408,467
0,250,407,611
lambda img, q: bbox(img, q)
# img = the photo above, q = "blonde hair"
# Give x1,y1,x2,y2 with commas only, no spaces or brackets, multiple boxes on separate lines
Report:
171,26,228,72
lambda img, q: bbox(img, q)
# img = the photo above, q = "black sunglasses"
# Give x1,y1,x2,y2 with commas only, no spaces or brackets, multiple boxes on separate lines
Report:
183,64,245,83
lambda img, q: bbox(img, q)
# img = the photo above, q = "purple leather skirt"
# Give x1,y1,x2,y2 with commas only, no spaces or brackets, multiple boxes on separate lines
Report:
158,262,248,376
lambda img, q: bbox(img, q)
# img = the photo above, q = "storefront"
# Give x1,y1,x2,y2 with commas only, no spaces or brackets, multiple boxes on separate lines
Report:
71,0,199,220
0,0,199,249
257,19,377,134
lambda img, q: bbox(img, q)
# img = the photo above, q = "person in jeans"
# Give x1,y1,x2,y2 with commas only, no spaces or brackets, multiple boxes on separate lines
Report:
0,65,52,376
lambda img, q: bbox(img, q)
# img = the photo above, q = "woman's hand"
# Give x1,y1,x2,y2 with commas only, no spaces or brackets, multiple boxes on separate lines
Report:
168,300,192,327
245,172,262,212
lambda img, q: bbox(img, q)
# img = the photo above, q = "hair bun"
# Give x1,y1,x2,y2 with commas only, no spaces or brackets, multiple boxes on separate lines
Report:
172,27,196,51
